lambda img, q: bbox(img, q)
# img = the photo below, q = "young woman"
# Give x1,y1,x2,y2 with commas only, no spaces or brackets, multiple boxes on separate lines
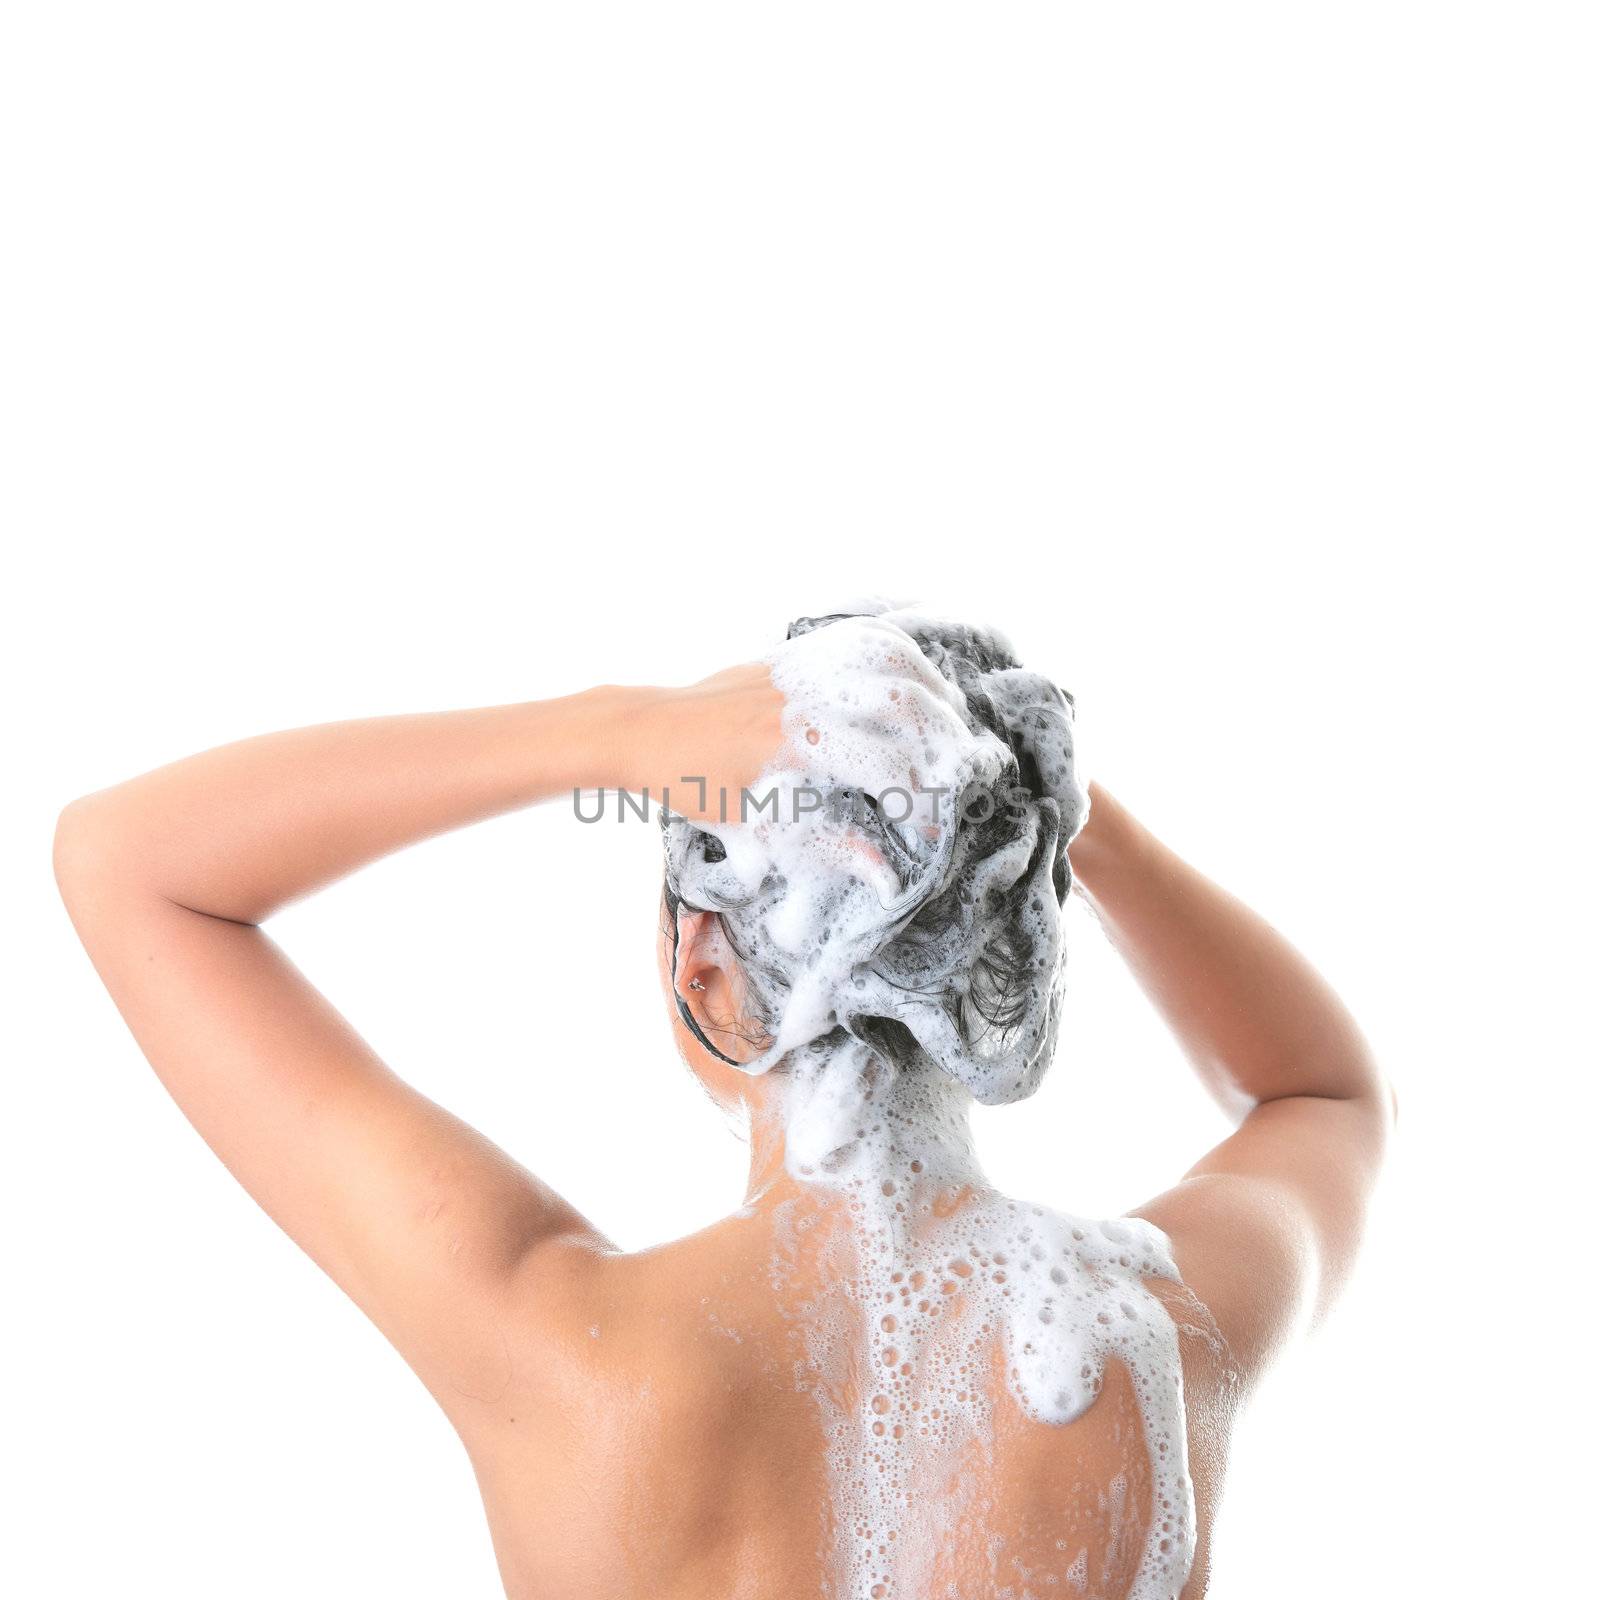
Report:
54,608,1391,1599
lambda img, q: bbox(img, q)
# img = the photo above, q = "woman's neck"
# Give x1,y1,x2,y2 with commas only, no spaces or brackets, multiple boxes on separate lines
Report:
740,1038,991,1215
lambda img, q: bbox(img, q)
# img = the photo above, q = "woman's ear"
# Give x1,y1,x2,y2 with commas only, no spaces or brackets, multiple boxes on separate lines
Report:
672,908,765,1066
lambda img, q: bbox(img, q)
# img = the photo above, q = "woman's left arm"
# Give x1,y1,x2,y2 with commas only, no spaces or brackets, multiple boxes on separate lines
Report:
53,675,779,1411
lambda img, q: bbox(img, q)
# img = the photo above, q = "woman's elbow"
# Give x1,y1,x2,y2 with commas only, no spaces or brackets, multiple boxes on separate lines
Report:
53,792,133,913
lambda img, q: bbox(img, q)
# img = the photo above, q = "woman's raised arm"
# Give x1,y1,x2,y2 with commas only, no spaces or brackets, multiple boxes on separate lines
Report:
1069,783,1394,1377
52,674,782,1414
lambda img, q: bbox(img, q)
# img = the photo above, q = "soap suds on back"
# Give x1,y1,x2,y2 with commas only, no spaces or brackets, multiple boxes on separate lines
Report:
662,605,1197,1599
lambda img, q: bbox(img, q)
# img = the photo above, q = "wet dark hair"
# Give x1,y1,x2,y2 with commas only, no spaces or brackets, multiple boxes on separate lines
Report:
663,606,1086,1105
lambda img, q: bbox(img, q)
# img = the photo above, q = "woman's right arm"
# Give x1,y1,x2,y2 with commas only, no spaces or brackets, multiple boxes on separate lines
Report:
1069,783,1394,1372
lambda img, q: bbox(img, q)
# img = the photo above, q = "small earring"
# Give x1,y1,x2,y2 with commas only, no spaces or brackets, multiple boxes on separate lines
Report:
688,977,706,992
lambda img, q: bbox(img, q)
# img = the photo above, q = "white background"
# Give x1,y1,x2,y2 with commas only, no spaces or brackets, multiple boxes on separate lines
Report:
3,4,1595,1596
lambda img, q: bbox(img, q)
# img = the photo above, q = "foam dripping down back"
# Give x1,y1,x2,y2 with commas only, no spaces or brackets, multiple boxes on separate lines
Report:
663,606,1197,1599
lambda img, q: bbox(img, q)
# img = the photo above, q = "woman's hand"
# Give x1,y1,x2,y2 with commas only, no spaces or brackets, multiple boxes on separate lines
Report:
612,663,788,822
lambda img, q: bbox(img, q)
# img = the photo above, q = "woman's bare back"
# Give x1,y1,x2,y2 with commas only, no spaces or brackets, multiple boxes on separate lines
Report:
462,1198,1237,1600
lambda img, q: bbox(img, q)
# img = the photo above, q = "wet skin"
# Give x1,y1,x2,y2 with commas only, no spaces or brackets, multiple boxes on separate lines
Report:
461,1197,1238,1599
